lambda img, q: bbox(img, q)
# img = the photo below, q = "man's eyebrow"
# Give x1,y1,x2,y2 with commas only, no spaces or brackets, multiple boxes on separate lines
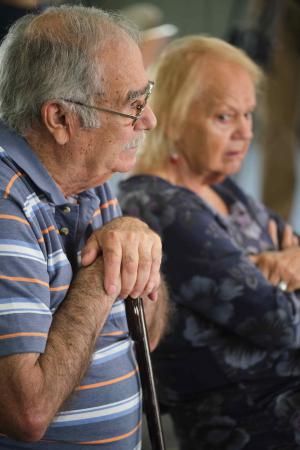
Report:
126,81,152,101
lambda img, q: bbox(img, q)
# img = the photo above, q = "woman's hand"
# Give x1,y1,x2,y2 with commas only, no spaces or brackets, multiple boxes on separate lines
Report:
250,220,300,291
250,247,300,292
268,219,299,250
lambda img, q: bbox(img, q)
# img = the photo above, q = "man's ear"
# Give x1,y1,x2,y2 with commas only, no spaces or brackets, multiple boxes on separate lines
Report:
40,101,74,145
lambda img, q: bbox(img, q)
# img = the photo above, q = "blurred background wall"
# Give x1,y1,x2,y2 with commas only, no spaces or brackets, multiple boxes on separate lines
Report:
82,0,246,38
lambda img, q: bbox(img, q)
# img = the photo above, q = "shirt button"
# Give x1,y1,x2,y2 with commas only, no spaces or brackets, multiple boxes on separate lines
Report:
63,206,71,214
60,227,69,236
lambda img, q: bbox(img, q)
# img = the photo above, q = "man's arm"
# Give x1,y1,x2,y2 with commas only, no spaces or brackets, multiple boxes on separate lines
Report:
0,215,164,442
0,257,118,442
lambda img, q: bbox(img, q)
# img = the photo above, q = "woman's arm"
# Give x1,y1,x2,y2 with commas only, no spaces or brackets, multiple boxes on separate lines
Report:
120,180,300,351
250,219,300,291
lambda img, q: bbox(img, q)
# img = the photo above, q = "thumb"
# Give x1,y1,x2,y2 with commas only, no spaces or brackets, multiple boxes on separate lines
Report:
81,234,102,266
268,219,278,249
249,254,258,264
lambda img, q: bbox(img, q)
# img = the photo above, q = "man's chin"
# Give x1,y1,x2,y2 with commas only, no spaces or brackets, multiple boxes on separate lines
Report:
116,155,137,174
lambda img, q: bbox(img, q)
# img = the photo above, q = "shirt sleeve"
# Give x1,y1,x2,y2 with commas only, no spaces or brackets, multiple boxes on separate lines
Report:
0,198,52,357
120,181,300,351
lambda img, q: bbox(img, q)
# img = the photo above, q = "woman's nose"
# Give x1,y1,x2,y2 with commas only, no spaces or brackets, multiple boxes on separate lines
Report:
234,117,253,141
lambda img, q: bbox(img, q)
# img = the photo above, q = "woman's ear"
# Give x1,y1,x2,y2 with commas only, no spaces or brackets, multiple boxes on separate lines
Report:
166,118,184,145
40,101,73,145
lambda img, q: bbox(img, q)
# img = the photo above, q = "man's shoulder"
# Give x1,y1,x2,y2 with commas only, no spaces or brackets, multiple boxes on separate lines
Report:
0,147,35,204
0,123,26,188
91,181,122,222
0,146,20,192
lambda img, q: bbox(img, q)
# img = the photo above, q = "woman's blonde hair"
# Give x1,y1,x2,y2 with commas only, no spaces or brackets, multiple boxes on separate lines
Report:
135,35,263,173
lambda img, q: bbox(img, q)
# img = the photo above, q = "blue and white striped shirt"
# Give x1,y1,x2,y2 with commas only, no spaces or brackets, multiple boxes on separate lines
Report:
0,122,142,449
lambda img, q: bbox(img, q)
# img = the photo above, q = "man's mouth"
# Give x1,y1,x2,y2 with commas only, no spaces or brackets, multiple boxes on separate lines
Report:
123,135,144,151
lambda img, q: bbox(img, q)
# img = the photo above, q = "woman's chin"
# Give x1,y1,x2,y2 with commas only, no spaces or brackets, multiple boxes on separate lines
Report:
225,159,244,176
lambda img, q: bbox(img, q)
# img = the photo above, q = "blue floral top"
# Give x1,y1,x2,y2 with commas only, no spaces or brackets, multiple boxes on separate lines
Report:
119,175,300,448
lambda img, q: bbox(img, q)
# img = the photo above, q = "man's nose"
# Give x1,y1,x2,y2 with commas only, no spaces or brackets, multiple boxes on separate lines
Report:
134,104,157,131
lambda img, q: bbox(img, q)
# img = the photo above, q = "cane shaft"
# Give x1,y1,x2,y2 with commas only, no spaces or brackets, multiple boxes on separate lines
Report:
126,297,166,450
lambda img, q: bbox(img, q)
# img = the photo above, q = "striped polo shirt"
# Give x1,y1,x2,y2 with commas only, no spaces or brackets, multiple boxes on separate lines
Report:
0,122,142,449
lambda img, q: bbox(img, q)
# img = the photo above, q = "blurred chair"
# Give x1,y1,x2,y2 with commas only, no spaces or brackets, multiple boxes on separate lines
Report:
120,2,178,68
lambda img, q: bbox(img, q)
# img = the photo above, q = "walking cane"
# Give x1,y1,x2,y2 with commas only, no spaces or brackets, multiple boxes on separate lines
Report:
125,296,166,450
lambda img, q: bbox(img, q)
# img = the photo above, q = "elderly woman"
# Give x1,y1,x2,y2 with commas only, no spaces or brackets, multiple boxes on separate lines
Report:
119,36,300,450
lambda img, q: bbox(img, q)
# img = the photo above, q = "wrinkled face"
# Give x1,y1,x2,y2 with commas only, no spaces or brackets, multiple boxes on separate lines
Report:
73,34,157,187
175,61,256,184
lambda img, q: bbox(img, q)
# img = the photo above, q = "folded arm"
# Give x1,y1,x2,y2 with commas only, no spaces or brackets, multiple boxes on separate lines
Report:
250,220,300,291
119,184,300,351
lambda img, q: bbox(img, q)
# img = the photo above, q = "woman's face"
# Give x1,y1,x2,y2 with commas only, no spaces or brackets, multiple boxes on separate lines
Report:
175,61,256,184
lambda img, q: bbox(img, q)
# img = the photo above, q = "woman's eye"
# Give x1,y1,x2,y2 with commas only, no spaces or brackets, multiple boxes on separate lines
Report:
217,113,231,122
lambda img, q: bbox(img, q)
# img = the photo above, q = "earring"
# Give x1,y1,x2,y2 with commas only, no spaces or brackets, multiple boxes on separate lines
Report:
170,152,179,162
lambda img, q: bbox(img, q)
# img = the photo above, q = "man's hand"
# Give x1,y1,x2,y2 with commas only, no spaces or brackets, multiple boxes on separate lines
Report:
81,216,162,300
250,247,300,292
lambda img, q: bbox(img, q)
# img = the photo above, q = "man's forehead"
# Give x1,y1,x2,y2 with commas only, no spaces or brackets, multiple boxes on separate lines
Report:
96,77,149,102
99,36,152,101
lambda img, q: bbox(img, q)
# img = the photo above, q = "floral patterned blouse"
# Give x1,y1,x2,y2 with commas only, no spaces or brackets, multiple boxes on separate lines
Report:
119,175,300,449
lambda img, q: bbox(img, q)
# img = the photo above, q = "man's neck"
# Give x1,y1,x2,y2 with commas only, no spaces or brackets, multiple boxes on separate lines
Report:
24,128,72,197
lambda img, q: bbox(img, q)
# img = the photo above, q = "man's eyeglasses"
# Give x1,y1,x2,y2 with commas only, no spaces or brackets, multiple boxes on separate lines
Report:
59,81,154,127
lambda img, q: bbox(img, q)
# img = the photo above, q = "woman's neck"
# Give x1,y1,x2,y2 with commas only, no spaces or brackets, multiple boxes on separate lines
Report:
134,162,207,194
134,162,229,216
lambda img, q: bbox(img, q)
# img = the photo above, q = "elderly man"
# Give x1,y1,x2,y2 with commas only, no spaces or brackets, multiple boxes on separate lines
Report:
0,5,168,449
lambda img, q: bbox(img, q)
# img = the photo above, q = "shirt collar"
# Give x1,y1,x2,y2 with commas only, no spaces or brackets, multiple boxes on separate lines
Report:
0,120,71,205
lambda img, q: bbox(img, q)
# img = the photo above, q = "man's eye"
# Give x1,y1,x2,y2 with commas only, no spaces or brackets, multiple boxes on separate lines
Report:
133,102,144,114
